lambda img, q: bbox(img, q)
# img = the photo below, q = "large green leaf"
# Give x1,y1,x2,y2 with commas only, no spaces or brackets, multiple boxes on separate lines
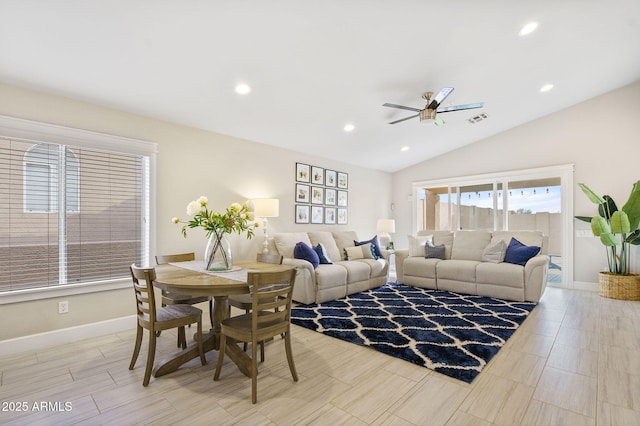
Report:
575,216,592,223
591,216,610,236
599,195,618,220
626,229,640,245
600,233,619,246
610,211,631,234
622,180,640,231
578,183,605,204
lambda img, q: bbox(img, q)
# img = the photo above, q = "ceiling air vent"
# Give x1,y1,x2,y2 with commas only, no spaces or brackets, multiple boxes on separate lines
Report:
468,113,488,124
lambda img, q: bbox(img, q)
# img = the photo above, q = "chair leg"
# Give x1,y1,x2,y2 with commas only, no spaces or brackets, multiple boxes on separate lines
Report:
209,298,214,330
129,325,143,370
143,329,157,386
284,329,298,382
197,319,206,366
178,326,186,349
260,341,265,363
213,334,227,381
251,337,258,404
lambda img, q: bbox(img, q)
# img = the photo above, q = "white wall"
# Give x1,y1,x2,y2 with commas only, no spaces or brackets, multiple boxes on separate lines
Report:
0,83,392,340
392,80,640,285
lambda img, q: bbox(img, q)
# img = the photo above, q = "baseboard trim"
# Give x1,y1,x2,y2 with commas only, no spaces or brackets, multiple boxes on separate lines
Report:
0,315,136,356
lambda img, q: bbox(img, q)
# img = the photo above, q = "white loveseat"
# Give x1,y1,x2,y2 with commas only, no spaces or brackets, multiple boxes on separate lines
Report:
265,231,389,304
395,230,549,302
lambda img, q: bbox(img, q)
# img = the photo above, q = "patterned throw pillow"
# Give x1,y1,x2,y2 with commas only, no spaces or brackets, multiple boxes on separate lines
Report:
313,243,333,264
424,241,446,260
344,246,364,260
354,236,383,259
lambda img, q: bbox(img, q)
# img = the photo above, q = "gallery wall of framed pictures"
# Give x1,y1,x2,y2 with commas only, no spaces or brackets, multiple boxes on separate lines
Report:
295,162,348,225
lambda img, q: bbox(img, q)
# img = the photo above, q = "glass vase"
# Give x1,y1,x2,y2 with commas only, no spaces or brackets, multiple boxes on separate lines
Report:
204,231,233,271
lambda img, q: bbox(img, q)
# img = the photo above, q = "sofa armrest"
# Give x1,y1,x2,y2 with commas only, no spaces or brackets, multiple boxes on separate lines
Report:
523,254,549,302
394,249,410,283
282,257,317,304
282,257,315,277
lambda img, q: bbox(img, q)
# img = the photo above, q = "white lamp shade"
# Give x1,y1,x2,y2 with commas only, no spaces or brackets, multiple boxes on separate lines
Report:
376,219,396,234
252,198,279,217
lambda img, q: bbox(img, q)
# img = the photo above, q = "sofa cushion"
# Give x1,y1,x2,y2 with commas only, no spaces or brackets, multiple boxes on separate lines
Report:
404,257,440,279
308,231,341,261
315,264,348,290
476,262,524,289
335,260,371,284
424,241,446,260
504,238,540,266
274,232,312,258
482,240,507,263
356,258,386,277
294,242,319,268
355,236,383,259
408,234,432,256
436,259,479,282
451,230,492,261
313,243,333,264
332,231,359,260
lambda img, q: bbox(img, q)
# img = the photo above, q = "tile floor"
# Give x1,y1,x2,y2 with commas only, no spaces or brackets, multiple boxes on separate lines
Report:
1,286,639,425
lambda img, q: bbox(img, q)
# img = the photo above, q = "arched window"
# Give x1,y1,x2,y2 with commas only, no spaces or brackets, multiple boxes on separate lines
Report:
24,143,79,213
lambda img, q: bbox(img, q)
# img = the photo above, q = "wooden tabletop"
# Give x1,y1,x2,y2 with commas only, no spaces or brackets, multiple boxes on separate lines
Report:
154,260,294,297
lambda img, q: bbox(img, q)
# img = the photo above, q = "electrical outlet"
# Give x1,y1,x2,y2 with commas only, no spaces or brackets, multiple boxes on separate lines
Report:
58,300,69,314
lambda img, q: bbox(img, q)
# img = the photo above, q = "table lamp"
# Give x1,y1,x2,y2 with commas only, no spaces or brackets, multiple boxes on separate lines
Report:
376,219,396,250
252,198,280,254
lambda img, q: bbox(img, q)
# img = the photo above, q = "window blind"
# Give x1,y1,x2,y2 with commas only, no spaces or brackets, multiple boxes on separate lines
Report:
0,137,147,293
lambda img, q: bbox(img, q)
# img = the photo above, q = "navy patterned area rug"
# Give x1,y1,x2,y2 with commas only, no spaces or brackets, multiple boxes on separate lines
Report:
291,283,536,383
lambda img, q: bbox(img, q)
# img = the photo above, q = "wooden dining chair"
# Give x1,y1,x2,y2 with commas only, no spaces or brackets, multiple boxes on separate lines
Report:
228,253,284,355
155,252,214,348
129,264,207,386
213,268,298,404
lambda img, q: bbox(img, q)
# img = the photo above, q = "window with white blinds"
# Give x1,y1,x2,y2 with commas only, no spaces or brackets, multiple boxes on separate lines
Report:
0,117,154,295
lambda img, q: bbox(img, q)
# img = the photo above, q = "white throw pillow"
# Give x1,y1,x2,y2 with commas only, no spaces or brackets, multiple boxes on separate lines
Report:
482,240,507,263
345,246,364,260
408,234,432,256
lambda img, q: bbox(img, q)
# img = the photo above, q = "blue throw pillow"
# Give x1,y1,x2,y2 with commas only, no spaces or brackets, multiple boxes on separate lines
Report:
354,236,383,259
503,238,540,266
294,241,319,268
313,243,332,264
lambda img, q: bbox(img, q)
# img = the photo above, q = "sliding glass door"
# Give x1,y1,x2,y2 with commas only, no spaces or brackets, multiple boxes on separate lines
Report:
412,165,573,288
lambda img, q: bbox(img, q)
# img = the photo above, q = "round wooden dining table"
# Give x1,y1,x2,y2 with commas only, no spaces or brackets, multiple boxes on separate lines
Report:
152,260,295,378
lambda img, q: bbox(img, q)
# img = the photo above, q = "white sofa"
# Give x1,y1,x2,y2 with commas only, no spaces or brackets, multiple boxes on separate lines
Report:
265,231,389,304
395,230,549,302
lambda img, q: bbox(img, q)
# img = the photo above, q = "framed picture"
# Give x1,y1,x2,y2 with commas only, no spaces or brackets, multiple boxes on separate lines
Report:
296,163,310,183
296,184,310,203
337,172,348,189
337,208,348,225
295,205,310,224
337,190,348,207
325,169,337,187
311,166,324,185
311,186,324,204
325,188,336,205
324,207,336,224
311,206,324,224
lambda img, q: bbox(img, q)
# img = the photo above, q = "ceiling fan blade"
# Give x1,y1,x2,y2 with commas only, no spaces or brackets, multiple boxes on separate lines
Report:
436,102,484,113
382,103,421,113
389,114,419,125
427,87,454,109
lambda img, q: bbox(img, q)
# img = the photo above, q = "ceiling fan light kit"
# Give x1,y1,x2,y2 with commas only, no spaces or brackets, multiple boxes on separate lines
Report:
383,86,484,126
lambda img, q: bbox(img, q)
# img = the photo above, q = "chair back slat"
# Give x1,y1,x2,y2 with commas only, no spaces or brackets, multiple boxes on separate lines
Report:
248,269,296,330
156,252,195,265
130,265,158,323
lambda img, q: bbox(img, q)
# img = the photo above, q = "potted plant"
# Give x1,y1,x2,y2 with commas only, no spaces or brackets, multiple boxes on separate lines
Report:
577,180,640,300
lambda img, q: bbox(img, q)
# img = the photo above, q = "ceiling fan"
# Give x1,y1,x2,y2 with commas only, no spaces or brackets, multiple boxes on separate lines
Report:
383,87,484,125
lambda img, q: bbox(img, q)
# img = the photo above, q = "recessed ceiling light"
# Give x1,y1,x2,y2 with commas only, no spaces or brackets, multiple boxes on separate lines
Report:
235,83,251,95
540,83,554,93
518,21,539,36
343,123,355,132
401,146,410,152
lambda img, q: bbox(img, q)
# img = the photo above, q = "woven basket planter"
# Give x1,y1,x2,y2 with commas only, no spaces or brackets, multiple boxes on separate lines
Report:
599,272,640,301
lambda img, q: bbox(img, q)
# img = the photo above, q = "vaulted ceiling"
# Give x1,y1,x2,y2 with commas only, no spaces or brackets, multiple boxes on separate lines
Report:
1,1,639,172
